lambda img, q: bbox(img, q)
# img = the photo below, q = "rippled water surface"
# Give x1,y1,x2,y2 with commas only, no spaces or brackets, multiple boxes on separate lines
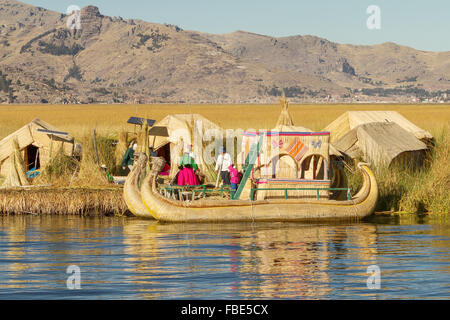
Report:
0,215,449,299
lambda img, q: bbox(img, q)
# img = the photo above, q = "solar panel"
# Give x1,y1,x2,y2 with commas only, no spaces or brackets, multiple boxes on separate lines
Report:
127,117,156,126
36,128,69,136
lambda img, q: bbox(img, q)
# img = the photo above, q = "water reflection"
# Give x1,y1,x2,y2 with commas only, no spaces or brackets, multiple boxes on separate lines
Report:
0,215,448,299
121,221,380,299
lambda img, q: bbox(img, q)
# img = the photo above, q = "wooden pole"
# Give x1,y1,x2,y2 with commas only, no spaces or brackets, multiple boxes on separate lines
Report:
215,170,221,188
34,148,39,170
93,129,100,166
49,134,53,158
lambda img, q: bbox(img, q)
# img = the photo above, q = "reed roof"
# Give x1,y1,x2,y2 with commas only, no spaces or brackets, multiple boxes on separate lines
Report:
334,122,428,166
150,114,223,150
323,111,433,143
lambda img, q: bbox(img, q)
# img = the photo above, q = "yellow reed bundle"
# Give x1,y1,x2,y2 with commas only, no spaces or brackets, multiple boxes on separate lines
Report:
2,137,29,188
115,130,129,168
72,135,109,187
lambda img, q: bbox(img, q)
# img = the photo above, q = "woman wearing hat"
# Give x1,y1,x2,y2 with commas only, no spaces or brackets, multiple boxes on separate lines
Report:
180,144,198,171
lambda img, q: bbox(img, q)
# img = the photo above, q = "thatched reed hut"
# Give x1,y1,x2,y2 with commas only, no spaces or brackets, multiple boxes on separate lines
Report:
149,114,223,181
0,118,74,177
323,111,432,169
333,122,428,168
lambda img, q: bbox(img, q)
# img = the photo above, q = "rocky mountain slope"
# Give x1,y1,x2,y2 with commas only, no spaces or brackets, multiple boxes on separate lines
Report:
0,0,449,104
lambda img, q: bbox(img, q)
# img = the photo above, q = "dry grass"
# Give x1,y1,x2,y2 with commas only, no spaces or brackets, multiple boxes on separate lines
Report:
1,104,449,140
35,145,78,185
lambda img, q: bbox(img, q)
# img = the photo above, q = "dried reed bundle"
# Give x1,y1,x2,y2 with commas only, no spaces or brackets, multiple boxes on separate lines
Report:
35,145,78,186
2,137,29,188
72,135,109,187
115,130,129,167
138,124,150,155
276,95,294,127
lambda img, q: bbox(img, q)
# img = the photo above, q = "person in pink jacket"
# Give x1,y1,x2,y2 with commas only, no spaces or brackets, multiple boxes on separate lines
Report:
178,165,199,186
177,165,186,186
228,165,240,197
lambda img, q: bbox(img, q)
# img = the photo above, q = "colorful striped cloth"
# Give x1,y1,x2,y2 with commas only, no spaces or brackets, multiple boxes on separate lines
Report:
285,138,309,161
256,179,331,185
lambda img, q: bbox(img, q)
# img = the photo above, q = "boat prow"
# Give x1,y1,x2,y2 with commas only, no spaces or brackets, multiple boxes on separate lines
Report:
140,158,378,223
123,152,154,219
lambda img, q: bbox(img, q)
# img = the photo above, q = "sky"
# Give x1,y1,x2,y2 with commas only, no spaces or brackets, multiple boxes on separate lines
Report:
21,0,450,52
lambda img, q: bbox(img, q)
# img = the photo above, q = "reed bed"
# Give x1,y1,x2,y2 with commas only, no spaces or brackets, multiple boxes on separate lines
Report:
0,187,127,216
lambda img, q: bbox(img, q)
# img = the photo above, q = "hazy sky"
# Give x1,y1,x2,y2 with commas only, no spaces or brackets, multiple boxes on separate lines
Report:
21,0,450,52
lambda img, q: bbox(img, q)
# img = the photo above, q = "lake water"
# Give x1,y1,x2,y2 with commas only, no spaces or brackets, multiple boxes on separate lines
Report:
0,215,448,300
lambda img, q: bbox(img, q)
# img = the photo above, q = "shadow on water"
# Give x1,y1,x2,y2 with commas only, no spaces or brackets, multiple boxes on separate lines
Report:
0,214,448,299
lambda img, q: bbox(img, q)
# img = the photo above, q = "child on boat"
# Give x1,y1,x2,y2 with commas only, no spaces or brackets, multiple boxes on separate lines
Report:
228,164,240,198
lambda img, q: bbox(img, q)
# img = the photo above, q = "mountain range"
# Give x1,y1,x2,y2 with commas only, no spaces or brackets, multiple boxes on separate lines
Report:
1,0,449,104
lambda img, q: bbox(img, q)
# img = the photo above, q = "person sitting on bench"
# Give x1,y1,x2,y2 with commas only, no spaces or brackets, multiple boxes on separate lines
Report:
177,164,199,186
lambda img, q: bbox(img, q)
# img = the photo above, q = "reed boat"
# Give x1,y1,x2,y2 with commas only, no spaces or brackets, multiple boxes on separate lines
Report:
137,156,378,223
123,153,154,218
124,99,378,222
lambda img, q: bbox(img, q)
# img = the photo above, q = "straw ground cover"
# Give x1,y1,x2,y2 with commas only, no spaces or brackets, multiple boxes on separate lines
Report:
0,104,449,214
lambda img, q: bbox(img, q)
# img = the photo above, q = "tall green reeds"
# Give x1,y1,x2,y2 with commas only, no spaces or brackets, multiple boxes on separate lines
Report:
397,126,449,214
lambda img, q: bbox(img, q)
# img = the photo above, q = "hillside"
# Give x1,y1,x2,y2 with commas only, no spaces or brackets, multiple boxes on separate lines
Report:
0,0,449,104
